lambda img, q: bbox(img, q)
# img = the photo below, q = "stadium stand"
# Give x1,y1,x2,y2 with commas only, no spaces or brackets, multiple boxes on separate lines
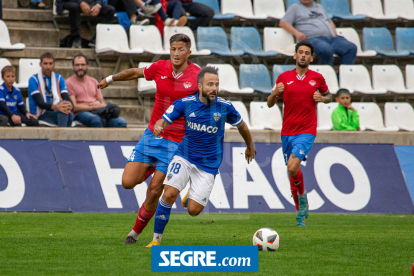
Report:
383,0,414,20
317,102,338,131
207,63,253,94
339,65,387,96
230,27,277,57
309,65,339,94
129,25,169,55
320,0,365,20
193,0,234,21
250,101,282,130
395,28,414,55
336,28,376,57
15,58,40,89
353,102,398,131
372,65,414,99
351,0,397,20
363,27,410,58
272,64,296,85
253,0,286,20
239,64,273,94
197,27,243,56
384,102,414,131
263,27,295,58
163,26,211,56
0,20,25,55
221,0,267,20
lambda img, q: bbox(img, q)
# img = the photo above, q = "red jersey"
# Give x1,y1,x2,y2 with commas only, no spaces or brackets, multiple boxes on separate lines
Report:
276,69,329,136
144,59,200,142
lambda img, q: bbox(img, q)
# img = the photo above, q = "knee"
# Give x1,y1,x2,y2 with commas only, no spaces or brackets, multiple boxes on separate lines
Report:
205,7,214,18
90,115,103,127
287,163,299,176
113,117,127,128
147,185,163,202
188,208,202,217
318,47,334,58
122,173,145,189
347,43,358,55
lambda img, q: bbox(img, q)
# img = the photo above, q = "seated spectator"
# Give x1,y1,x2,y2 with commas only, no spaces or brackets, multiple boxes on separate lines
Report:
67,54,127,128
56,0,116,48
28,52,74,127
331,89,360,131
30,0,50,9
152,0,187,35
279,0,357,67
167,0,214,31
108,0,160,26
0,66,39,127
135,0,162,16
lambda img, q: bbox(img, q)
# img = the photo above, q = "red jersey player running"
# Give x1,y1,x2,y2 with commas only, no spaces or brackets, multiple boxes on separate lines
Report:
97,34,200,244
267,40,332,227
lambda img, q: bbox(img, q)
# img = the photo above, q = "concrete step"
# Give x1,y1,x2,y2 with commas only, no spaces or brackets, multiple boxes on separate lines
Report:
106,98,140,106
3,8,54,22
119,105,146,124
4,0,17,8
101,86,138,99
54,67,102,81
3,47,96,61
9,27,60,47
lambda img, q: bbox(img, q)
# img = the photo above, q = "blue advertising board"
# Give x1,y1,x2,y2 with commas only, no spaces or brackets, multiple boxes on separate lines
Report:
0,140,413,214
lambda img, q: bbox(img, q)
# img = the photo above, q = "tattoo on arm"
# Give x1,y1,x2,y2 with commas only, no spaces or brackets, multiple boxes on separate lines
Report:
112,68,144,81
323,92,332,103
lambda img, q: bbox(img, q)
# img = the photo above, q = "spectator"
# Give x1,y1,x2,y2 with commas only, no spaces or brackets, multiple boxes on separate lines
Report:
152,0,187,35
28,52,74,127
108,0,160,26
0,66,39,127
67,54,127,128
167,0,214,31
134,0,162,16
30,0,50,9
56,0,116,48
331,89,360,131
279,0,357,67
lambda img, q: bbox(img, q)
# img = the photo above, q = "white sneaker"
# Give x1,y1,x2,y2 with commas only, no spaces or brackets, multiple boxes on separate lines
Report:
133,18,150,25
164,17,175,26
141,3,162,15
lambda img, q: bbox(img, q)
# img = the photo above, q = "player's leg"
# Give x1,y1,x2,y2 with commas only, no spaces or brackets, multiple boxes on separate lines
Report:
281,136,300,213
122,161,154,189
147,156,191,247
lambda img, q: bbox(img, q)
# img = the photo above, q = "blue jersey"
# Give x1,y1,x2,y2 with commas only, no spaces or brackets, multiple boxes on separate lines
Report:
0,83,24,116
162,92,243,175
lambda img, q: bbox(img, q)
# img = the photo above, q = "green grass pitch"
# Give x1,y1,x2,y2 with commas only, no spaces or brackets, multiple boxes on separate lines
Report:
1,212,413,275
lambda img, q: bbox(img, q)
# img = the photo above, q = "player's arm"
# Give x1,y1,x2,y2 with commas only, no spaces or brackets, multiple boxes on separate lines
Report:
153,118,169,136
313,91,332,103
97,68,145,89
267,82,284,108
237,121,257,164
154,101,185,136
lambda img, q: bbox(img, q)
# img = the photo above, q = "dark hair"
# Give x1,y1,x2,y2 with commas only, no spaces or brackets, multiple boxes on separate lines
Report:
197,66,219,84
1,65,16,78
72,54,89,65
295,40,314,55
169,33,191,50
336,88,351,97
40,52,55,63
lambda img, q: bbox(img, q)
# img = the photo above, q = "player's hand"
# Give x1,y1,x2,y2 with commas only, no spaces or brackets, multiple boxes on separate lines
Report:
313,91,325,102
153,126,164,137
11,114,21,125
26,113,37,120
97,79,109,89
80,1,91,15
272,82,284,97
245,145,257,164
90,4,100,16
295,32,307,41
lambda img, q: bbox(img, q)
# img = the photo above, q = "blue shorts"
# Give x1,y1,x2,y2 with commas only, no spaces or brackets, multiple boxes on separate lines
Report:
281,134,316,165
126,128,179,174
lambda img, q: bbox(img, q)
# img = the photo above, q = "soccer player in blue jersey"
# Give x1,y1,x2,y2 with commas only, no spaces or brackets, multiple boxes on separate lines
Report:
146,66,257,247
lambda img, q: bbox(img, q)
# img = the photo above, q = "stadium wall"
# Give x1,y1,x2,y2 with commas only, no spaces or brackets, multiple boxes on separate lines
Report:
0,139,413,214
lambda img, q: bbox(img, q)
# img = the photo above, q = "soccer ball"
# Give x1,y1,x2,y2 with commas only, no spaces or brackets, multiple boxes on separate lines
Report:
252,228,280,251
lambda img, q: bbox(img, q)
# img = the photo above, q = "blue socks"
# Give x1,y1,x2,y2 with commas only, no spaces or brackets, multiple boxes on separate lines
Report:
154,199,173,235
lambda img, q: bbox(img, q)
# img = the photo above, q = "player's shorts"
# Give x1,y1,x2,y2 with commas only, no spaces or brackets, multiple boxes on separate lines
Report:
164,155,215,207
126,128,179,174
281,134,316,165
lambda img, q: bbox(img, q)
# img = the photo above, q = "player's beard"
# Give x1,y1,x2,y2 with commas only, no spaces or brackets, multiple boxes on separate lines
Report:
297,60,309,68
201,89,216,104
75,69,87,77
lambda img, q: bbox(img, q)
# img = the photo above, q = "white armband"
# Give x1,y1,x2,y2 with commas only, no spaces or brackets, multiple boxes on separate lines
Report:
106,75,113,83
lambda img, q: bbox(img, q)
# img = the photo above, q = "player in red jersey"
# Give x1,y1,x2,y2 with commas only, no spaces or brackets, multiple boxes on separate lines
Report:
267,40,332,227
97,33,200,244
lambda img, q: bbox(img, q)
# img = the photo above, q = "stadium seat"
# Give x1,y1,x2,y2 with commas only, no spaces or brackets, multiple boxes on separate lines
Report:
194,0,234,20
221,0,267,19
339,65,387,95
352,102,399,131
372,65,414,94
351,0,398,20
309,65,339,94
230,27,277,57
239,64,273,94
164,26,211,56
317,102,338,131
363,27,409,57
273,65,296,85
395,28,414,55
286,0,301,9
137,62,156,93
336,28,376,57
129,25,169,55
406,65,414,90
227,101,262,130
96,24,143,73
15,59,41,89
263,27,295,57
250,101,282,130
0,58,11,84
197,27,243,56
0,20,25,54
384,0,414,20
384,102,414,131
253,0,286,19
320,0,365,20
206,63,253,94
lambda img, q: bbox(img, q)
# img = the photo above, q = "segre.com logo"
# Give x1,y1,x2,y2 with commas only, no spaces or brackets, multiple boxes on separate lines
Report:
151,246,258,272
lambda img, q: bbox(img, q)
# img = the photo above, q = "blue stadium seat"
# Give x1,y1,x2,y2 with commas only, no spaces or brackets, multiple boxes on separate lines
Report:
272,65,295,85
239,64,273,93
363,27,410,57
197,27,243,56
320,0,365,20
395,27,414,55
193,0,234,20
230,27,277,57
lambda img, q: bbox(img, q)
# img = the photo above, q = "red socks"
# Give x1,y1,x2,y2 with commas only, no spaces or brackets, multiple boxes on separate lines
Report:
133,204,156,234
290,169,305,209
144,165,156,181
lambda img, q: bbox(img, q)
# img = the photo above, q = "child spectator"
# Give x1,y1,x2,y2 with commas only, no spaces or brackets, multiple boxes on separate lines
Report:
331,89,360,131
